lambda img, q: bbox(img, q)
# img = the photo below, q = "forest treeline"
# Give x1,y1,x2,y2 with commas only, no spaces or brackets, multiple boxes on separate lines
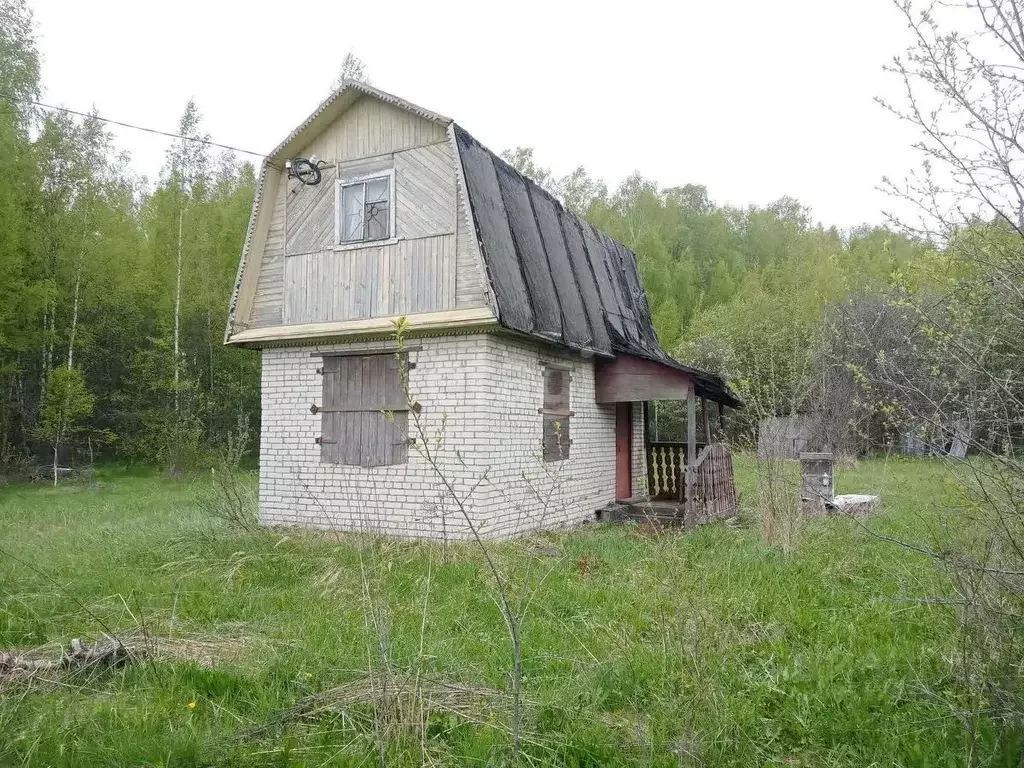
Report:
0,0,947,476
0,1,257,476
501,147,944,446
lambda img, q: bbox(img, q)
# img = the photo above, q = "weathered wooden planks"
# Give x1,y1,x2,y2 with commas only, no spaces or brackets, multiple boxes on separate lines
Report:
251,181,286,327
284,234,455,324
320,353,408,467
594,354,693,403
300,95,447,163
396,143,456,239
249,99,458,331
286,165,338,256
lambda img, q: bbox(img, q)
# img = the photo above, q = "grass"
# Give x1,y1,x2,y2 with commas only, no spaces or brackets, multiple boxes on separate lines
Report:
0,456,1009,766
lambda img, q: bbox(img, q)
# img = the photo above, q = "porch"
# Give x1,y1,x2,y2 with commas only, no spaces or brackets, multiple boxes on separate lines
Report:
599,440,739,528
594,353,741,528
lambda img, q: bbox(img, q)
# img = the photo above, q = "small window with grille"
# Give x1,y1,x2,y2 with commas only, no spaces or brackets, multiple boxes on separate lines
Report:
540,366,572,462
335,170,394,244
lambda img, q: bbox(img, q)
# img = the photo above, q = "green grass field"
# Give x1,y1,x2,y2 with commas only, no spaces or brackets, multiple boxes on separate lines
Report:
0,457,1007,766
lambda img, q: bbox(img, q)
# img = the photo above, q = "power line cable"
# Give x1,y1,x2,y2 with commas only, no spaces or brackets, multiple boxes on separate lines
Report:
0,91,268,159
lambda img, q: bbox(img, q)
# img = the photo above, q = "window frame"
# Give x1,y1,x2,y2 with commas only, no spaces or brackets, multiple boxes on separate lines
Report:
539,364,573,462
333,168,397,249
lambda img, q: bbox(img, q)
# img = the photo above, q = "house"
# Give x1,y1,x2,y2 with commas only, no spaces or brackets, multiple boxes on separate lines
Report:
225,81,741,539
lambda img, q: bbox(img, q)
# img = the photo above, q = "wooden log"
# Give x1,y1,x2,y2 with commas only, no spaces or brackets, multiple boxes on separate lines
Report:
0,635,135,675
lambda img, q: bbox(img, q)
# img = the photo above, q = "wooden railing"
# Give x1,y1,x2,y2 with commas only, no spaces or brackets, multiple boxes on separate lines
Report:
647,441,706,498
689,443,738,522
646,441,738,522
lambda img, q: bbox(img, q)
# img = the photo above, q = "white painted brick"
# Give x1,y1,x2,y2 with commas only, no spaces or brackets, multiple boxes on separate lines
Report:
257,333,647,539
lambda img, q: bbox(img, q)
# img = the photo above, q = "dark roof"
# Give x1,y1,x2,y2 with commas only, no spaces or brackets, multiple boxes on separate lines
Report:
454,126,742,408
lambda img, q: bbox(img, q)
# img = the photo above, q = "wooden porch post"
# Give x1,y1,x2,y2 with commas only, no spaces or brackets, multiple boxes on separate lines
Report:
642,401,653,497
684,388,697,529
701,396,711,444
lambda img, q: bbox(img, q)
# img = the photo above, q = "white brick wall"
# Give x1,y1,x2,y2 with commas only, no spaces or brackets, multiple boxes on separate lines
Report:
258,332,647,540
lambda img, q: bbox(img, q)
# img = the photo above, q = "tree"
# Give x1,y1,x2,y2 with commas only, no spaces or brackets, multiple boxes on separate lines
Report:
874,0,1024,747
500,147,556,193
0,0,44,461
34,366,93,485
331,50,370,91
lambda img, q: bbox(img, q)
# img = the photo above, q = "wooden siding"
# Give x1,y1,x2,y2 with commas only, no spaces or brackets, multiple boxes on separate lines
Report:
452,124,489,310
396,143,455,239
455,178,486,308
300,95,448,162
244,94,495,332
282,144,453,256
286,164,338,256
284,234,456,324
251,181,286,327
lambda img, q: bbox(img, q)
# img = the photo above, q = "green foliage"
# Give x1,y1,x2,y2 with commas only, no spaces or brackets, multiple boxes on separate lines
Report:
0,1,964,468
33,366,94,450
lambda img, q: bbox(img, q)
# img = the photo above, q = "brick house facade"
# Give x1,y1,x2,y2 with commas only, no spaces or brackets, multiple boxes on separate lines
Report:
259,335,646,538
226,81,739,538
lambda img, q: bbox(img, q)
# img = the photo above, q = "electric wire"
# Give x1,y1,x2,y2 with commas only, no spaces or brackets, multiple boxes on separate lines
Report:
0,91,268,159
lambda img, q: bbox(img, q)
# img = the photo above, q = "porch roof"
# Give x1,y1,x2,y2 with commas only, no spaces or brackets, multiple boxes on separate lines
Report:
595,353,743,408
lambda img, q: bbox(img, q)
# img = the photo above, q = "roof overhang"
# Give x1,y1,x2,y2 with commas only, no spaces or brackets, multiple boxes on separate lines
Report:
595,355,694,404
595,353,743,407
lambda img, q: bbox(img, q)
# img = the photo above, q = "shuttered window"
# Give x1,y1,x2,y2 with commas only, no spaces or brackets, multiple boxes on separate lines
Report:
319,354,408,467
541,366,572,462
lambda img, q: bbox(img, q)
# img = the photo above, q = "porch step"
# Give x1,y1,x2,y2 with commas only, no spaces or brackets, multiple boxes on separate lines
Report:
597,499,688,527
598,495,739,530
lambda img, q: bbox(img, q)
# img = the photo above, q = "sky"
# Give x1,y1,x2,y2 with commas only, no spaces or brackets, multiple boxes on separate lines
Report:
31,0,919,229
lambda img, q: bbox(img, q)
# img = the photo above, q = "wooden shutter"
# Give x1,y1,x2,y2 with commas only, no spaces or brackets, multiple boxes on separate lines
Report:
320,354,408,467
320,356,344,464
541,367,572,462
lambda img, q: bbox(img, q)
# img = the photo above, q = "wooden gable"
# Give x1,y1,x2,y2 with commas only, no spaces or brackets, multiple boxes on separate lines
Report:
226,83,494,341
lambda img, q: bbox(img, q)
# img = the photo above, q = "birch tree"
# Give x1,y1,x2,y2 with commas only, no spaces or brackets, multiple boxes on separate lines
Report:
165,100,209,417
34,366,93,484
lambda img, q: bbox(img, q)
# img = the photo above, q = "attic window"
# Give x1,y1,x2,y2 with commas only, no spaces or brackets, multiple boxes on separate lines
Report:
335,170,395,244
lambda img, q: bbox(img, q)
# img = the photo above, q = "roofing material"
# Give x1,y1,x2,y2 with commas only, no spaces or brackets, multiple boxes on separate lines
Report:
453,126,741,408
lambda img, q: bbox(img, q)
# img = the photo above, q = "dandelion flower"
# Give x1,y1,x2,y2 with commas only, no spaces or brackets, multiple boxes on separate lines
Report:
187,700,197,709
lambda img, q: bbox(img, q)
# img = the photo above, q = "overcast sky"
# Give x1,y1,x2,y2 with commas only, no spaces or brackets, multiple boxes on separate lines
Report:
31,0,918,229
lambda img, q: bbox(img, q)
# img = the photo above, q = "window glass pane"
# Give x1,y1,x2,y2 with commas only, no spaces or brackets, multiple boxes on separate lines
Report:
341,184,364,241
542,366,571,461
366,178,389,202
344,213,363,241
366,199,389,239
